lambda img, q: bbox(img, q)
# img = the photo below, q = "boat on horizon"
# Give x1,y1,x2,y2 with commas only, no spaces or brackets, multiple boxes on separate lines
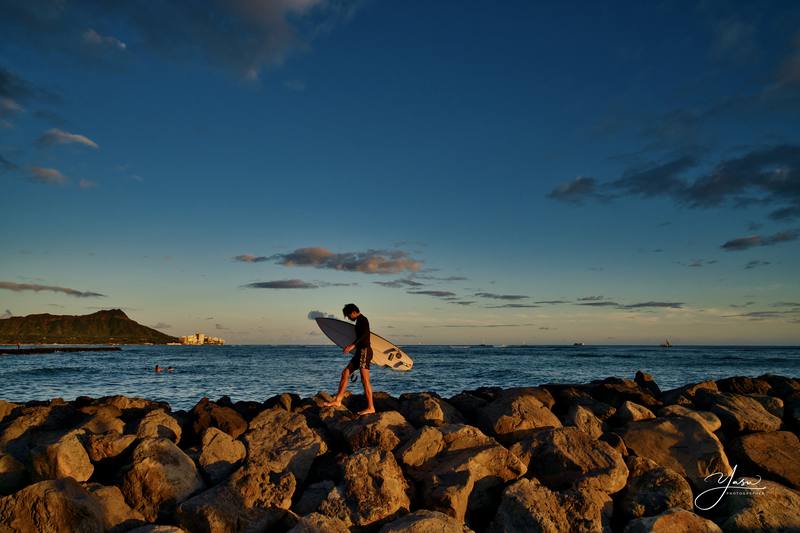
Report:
572,342,584,346
660,339,672,347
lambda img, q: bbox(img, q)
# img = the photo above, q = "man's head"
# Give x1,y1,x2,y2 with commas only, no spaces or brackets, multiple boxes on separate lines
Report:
342,303,360,321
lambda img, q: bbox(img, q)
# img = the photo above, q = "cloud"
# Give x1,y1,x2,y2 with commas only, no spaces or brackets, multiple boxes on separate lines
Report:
272,247,422,274
30,166,67,185
448,301,475,306
744,260,770,269
0,1,361,80
577,295,605,301
37,128,99,149
234,254,269,263
547,176,605,204
427,323,536,328
412,274,468,282
777,32,800,88
683,259,718,267
486,304,540,308
619,301,684,309
1,309,12,319
79,179,96,189
0,281,105,298
722,310,800,320
407,290,457,298
152,322,172,329
577,301,620,307
549,145,800,221
534,300,568,305
474,292,528,301
720,230,799,251
243,279,317,289
308,310,335,320
82,28,127,50
373,278,424,288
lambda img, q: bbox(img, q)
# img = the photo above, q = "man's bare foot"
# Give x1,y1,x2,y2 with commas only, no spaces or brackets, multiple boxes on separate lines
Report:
357,408,376,416
323,399,342,407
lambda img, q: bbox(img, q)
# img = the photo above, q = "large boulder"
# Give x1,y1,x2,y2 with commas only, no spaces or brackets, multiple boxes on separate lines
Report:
726,431,800,489
29,430,94,482
397,424,526,527
319,447,410,528
0,401,18,424
399,392,466,427
488,477,612,533
562,404,605,439
621,416,731,488
186,398,248,444
711,478,800,532
584,377,660,410
474,388,561,444
613,401,656,425
759,374,800,398
0,478,105,532
198,427,246,485
544,385,617,421
323,410,415,452
634,371,661,398
0,404,82,453
694,389,782,433
509,427,628,493
178,407,326,532
657,405,721,433
84,432,136,463
623,508,722,533
379,509,470,533
617,456,693,521
78,407,125,435
716,376,772,396
84,482,147,532
288,512,350,533
135,409,182,442
122,437,204,522
660,381,718,407
0,454,27,496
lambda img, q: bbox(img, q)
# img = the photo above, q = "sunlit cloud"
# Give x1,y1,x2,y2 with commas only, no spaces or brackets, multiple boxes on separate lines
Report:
37,128,98,149
0,281,105,298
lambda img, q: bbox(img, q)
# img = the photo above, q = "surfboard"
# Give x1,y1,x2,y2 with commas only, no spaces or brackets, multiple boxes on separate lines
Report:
315,317,413,372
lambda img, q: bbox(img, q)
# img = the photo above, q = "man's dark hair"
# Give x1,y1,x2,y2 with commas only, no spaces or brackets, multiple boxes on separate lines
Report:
342,303,359,316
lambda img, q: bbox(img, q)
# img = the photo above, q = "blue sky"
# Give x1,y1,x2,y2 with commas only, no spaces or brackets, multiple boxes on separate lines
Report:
1,0,799,344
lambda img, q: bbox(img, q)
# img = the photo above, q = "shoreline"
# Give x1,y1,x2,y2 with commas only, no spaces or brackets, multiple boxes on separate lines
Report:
0,372,799,532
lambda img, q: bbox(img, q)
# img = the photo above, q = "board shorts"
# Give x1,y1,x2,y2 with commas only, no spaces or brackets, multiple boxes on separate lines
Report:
347,346,373,371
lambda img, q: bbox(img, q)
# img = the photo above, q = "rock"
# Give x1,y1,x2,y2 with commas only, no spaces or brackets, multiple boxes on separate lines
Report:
294,480,336,515
84,482,146,532
562,404,605,439
749,394,784,418
621,416,731,488
29,430,94,482
85,432,137,463
122,437,204,522
399,392,466,427
694,389,782,433
785,392,800,429
0,404,82,452
474,388,562,444
509,427,628,493
660,380,718,406
288,512,350,533
343,391,401,413
198,427,246,485
635,371,662,398
89,396,169,421
585,377,661,410
338,447,411,527
0,478,105,532
617,456,693,520
0,454,27,496
80,411,126,435
712,479,800,532
623,508,722,533
657,405,721,433
727,431,800,489
397,424,526,527
325,410,415,452
488,477,612,533
544,385,617,421
716,376,772,396
187,397,248,444
614,401,656,425
178,407,325,532
135,409,182,442
759,374,800,398
600,432,628,456
0,401,19,424
379,509,471,532
128,527,188,533
263,392,300,412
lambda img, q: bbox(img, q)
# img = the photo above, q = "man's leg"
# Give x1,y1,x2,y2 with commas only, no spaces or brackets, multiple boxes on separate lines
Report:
323,364,352,407
357,367,376,415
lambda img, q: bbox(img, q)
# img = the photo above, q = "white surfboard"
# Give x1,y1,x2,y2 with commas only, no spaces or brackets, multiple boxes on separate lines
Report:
315,317,413,371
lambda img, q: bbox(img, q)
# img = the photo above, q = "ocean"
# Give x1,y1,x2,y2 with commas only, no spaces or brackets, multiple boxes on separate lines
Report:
2,344,799,410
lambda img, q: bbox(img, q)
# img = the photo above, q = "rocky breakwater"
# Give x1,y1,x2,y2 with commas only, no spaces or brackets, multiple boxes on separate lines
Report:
0,372,799,532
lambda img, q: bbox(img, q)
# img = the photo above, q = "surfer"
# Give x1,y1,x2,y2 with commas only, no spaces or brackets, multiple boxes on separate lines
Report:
323,303,376,415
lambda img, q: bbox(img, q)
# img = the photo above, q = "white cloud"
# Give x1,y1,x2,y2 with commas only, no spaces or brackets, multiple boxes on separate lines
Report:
83,28,127,50
30,166,68,185
38,128,99,149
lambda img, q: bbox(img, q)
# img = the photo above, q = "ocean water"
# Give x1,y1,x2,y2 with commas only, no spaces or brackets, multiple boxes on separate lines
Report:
1,344,799,410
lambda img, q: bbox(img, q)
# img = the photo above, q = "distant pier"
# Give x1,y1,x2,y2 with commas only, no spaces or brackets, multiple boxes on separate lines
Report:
0,346,122,356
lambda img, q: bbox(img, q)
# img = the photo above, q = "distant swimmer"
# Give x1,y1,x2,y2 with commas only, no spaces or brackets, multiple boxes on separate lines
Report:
167,367,175,373
154,365,163,373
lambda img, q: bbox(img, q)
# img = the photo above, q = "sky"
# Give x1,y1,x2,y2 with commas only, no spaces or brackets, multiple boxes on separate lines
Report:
1,0,799,345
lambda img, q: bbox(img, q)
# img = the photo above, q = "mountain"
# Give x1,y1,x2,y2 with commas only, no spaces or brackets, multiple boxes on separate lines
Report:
0,309,178,344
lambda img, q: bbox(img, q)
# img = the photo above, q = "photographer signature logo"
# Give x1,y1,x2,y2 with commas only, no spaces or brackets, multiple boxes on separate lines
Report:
695,464,766,511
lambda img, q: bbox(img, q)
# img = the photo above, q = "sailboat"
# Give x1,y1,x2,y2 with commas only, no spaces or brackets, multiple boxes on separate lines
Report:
660,338,672,348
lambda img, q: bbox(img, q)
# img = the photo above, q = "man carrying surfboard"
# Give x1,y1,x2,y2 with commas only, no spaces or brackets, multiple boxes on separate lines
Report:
323,303,376,415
